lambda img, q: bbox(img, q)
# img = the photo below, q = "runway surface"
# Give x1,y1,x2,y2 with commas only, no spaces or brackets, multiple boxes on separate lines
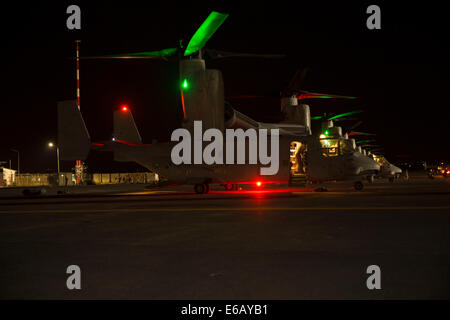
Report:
1,177,450,299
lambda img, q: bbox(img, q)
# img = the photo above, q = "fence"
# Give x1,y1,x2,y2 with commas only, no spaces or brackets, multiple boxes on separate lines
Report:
91,172,158,185
1,172,158,187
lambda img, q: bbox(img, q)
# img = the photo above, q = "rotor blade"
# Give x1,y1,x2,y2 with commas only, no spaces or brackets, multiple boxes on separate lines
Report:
356,139,375,144
327,110,363,120
205,49,285,60
347,131,376,136
297,91,357,100
348,120,363,131
332,117,359,122
285,68,309,94
82,48,177,60
184,11,229,56
226,95,267,99
361,144,381,147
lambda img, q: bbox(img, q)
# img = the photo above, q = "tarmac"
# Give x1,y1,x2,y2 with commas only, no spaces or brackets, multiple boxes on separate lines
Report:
1,173,449,299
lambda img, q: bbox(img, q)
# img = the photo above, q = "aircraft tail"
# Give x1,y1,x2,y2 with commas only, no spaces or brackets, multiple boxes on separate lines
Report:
57,100,91,161
113,107,142,144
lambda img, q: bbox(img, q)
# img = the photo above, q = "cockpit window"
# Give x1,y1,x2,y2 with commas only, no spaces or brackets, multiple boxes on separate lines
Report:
373,155,388,165
320,138,339,157
339,139,355,155
320,138,356,156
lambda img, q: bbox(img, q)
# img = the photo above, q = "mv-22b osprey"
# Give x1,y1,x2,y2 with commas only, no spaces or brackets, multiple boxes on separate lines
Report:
58,11,379,193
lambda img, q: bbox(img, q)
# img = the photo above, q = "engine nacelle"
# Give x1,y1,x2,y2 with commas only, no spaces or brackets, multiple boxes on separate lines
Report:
179,59,224,133
327,126,342,137
281,96,311,134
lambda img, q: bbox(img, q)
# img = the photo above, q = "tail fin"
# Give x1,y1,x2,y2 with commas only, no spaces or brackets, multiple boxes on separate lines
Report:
113,108,142,144
57,100,91,161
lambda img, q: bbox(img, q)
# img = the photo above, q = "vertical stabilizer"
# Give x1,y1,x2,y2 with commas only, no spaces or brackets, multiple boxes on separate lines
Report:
57,100,91,160
113,107,142,144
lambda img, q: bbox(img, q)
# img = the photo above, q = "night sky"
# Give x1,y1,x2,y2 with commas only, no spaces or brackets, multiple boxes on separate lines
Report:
1,1,448,173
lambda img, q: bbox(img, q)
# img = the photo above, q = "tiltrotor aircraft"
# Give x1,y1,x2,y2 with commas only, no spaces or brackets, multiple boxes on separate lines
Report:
371,154,402,182
58,11,380,193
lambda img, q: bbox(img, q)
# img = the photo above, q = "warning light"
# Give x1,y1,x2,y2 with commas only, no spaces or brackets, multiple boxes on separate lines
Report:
324,130,329,136
121,105,128,112
319,134,326,139
256,181,262,187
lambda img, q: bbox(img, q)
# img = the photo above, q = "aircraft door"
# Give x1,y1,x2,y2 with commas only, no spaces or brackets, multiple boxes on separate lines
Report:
289,141,308,186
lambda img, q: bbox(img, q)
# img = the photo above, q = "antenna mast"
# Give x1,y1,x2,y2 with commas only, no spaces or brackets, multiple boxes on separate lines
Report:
76,40,81,109
75,40,82,184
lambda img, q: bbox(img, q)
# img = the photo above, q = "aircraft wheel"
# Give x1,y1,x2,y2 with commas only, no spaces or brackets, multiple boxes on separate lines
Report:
204,184,210,193
354,181,364,191
194,184,206,194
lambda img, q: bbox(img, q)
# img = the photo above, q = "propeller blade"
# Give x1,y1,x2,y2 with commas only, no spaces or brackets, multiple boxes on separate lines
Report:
347,131,376,136
184,11,229,56
297,91,357,100
327,110,363,120
82,48,177,60
205,49,285,60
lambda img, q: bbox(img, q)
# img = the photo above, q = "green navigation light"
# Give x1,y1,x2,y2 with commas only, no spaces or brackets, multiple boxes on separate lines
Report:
182,79,189,89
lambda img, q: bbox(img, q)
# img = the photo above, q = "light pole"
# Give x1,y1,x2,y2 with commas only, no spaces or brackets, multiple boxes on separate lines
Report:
10,149,19,175
48,142,60,175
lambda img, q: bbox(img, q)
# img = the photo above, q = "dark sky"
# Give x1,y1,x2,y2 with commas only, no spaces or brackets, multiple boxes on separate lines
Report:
1,1,449,172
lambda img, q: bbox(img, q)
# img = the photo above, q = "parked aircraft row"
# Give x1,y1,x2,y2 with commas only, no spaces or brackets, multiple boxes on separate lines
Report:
58,11,401,193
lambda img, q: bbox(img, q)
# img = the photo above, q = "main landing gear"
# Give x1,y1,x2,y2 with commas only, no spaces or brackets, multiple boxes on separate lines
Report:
194,183,210,194
354,181,364,191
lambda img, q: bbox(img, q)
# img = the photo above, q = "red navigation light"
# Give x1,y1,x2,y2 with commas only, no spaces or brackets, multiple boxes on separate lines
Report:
121,105,128,112
256,181,262,187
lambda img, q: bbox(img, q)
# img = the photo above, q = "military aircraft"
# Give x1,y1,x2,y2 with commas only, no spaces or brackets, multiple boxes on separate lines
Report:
58,11,379,193
371,154,402,182
58,99,380,192
224,70,381,190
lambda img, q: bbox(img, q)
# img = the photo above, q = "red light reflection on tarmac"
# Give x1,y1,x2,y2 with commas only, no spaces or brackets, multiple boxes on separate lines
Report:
210,188,313,196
